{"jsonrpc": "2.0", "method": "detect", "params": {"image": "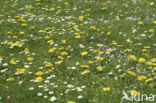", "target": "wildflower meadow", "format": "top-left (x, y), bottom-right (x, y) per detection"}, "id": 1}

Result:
top-left (0, 0), bottom-right (156, 103)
